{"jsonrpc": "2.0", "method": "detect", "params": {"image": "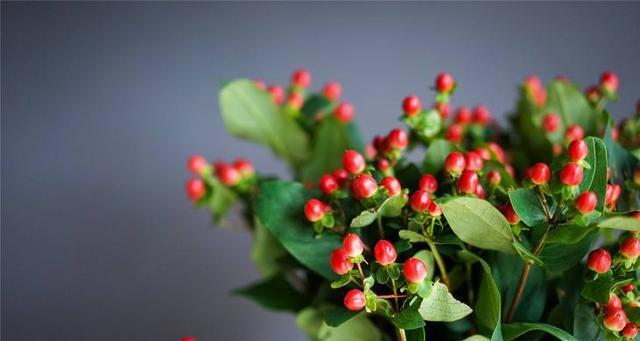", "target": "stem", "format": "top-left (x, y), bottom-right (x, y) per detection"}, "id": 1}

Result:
top-left (356, 262), bottom-right (365, 283)
top-left (391, 278), bottom-right (400, 312)
top-left (396, 327), bottom-right (407, 341)
top-left (377, 215), bottom-right (384, 239)
top-left (504, 226), bottom-right (550, 322)
top-left (536, 186), bottom-right (552, 220)
top-left (466, 262), bottom-right (475, 306)
top-left (334, 199), bottom-right (349, 234)
top-left (377, 294), bottom-right (408, 299)
top-left (426, 239), bottom-right (450, 289)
